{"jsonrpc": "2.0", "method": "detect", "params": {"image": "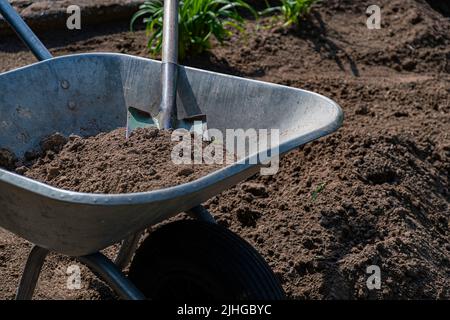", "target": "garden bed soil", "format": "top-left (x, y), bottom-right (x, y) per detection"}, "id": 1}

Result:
top-left (0, 0), bottom-right (141, 36)
top-left (0, 0), bottom-right (449, 299)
